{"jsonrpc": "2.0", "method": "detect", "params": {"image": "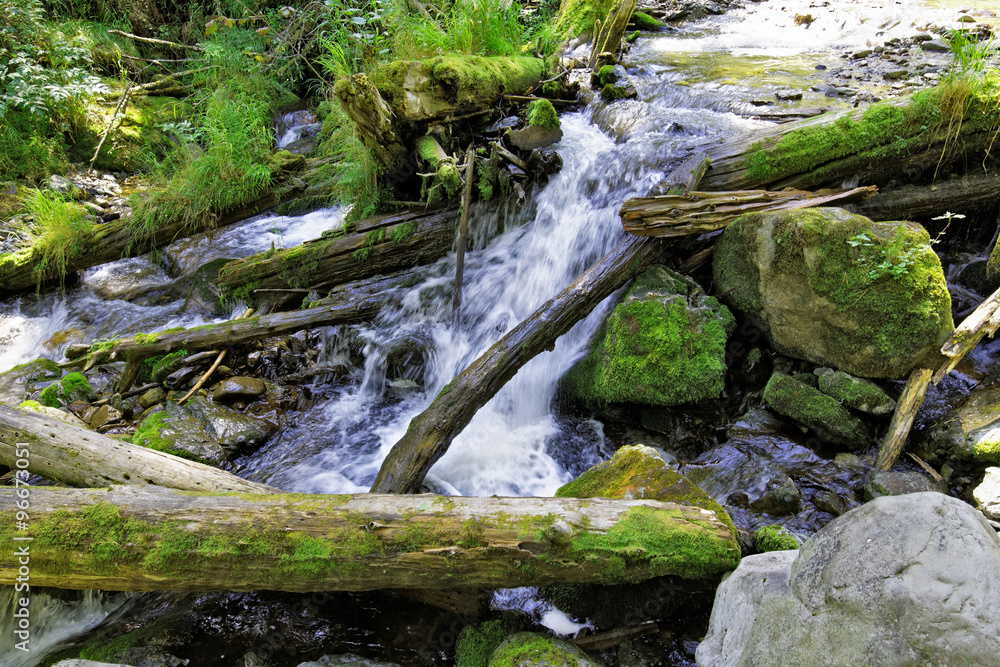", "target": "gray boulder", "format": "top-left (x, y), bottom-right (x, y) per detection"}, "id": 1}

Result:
top-left (713, 208), bottom-right (953, 379)
top-left (696, 493), bottom-right (1000, 666)
top-left (974, 467), bottom-right (1000, 522)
